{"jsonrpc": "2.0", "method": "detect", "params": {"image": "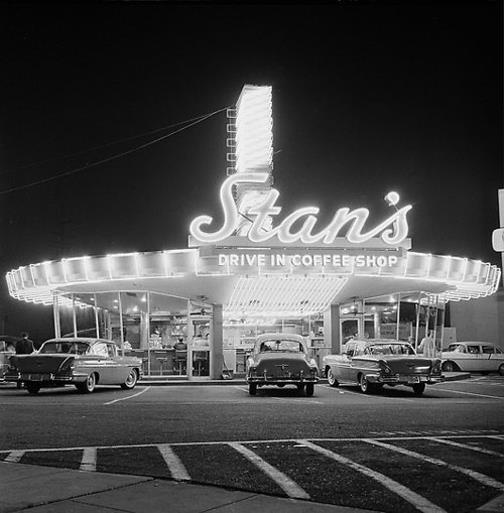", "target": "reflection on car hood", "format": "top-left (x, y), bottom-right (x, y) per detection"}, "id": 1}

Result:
top-left (11, 354), bottom-right (74, 373)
